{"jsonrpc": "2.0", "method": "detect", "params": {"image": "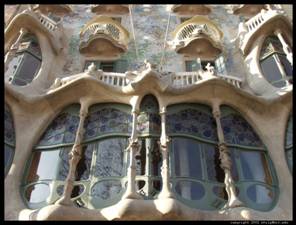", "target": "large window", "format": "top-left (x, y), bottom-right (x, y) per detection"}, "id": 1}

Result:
top-left (22, 103), bottom-right (132, 209)
top-left (260, 35), bottom-right (292, 88)
top-left (185, 55), bottom-right (227, 74)
top-left (285, 116), bottom-right (293, 174)
top-left (166, 104), bottom-right (227, 210)
top-left (5, 105), bottom-right (15, 177)
top-left (136, 95), bottom-right (162, 198)
top-left (220, 105), bottom-right (278, 211)
top-left (84, 59), bottom-right (128, 73)
top-left (6, 33), bottom-right (42, 86)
